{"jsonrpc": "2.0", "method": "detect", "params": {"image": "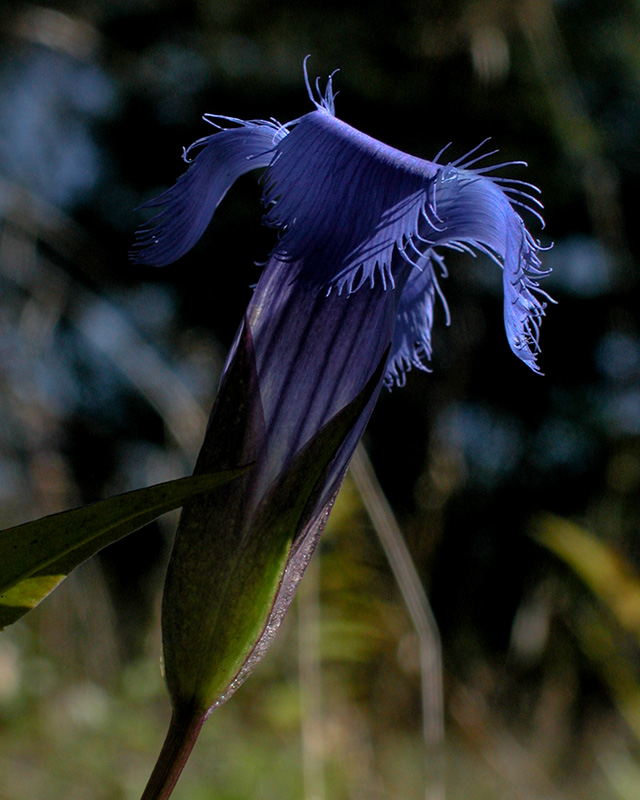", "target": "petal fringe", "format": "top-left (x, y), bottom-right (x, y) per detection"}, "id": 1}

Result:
top-left (130, 121), bottom-right (283, 266)
top-left (424, 168), bottom-right (551, 372)
top-left (386, 250), bottom-right (449, 387)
